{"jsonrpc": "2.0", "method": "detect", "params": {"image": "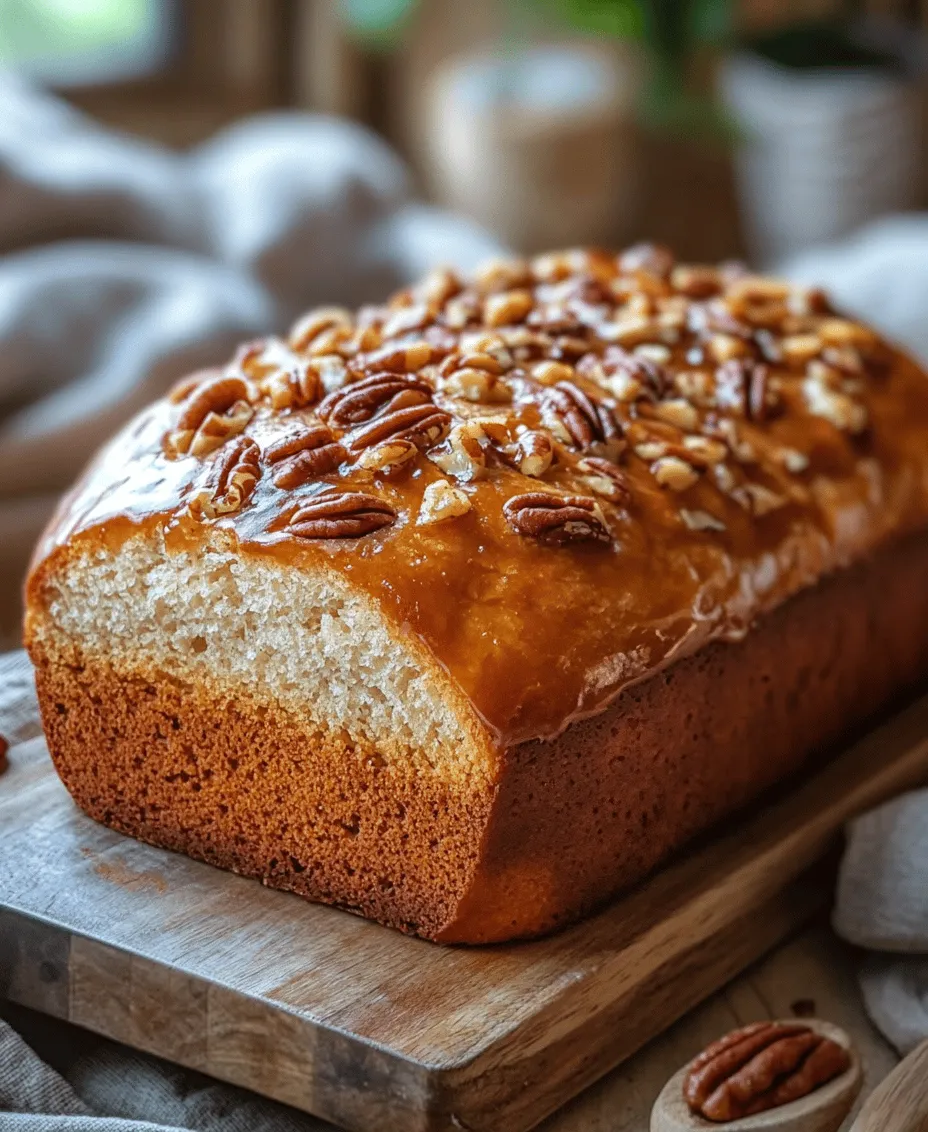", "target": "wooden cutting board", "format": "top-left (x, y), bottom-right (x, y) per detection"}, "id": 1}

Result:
top-left (2, 695), bottom-right (928, 1132)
